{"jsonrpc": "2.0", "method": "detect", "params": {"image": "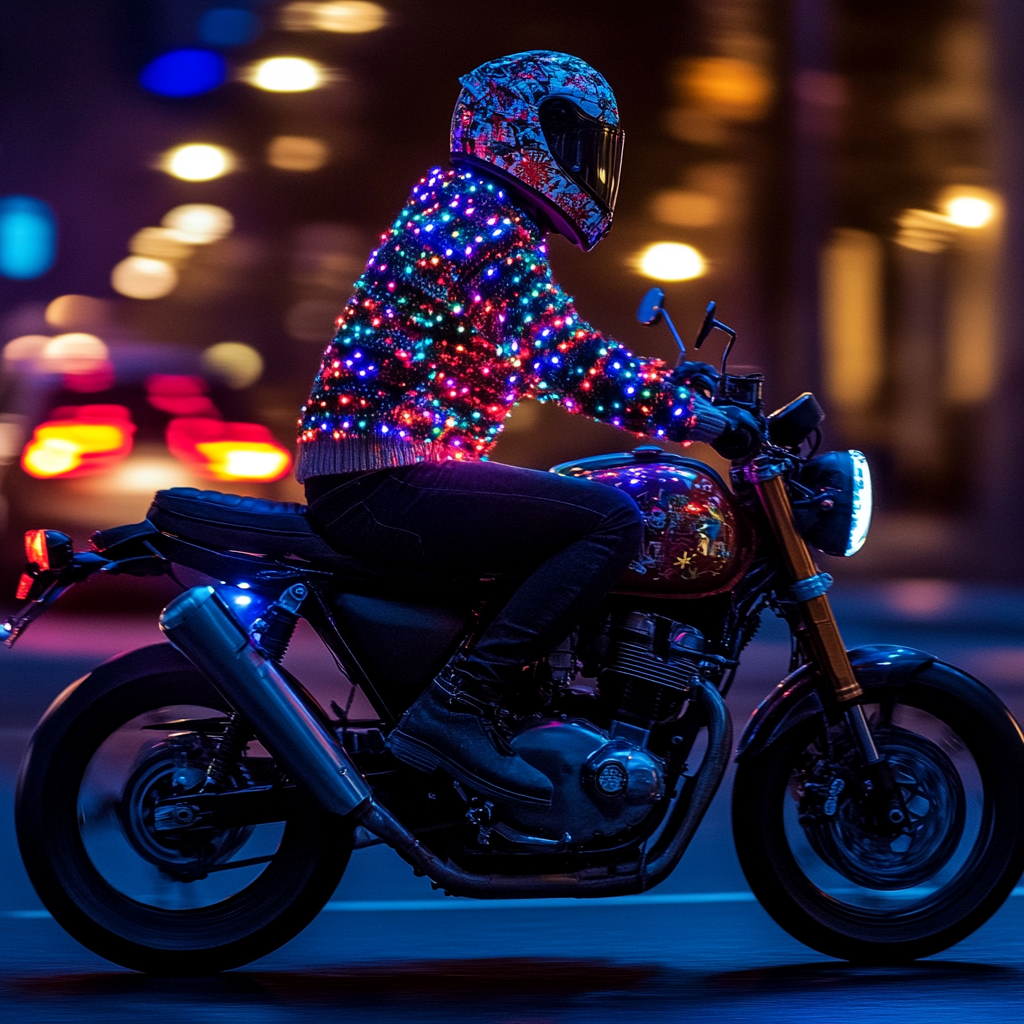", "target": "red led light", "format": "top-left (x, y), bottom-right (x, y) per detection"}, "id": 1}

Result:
top-left (24, 529), bottom-right (49, 571)
top-left (15, 573), bottom-right (35, 601)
